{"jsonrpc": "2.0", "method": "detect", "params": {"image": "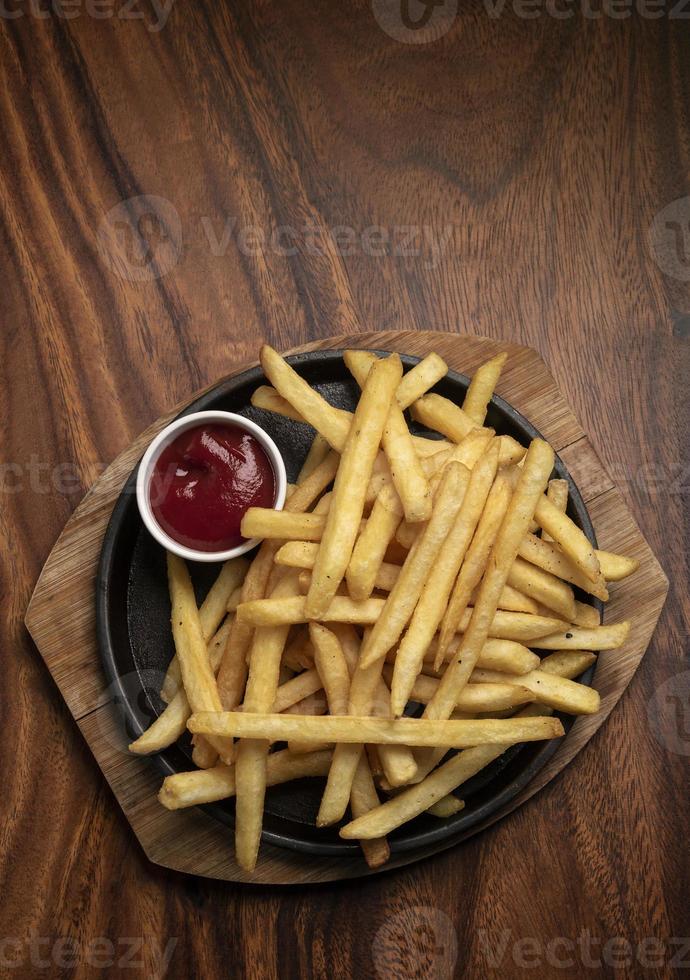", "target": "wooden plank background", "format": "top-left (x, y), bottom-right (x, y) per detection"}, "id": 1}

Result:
top-left (2, 3), bottom-right (688, 977)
